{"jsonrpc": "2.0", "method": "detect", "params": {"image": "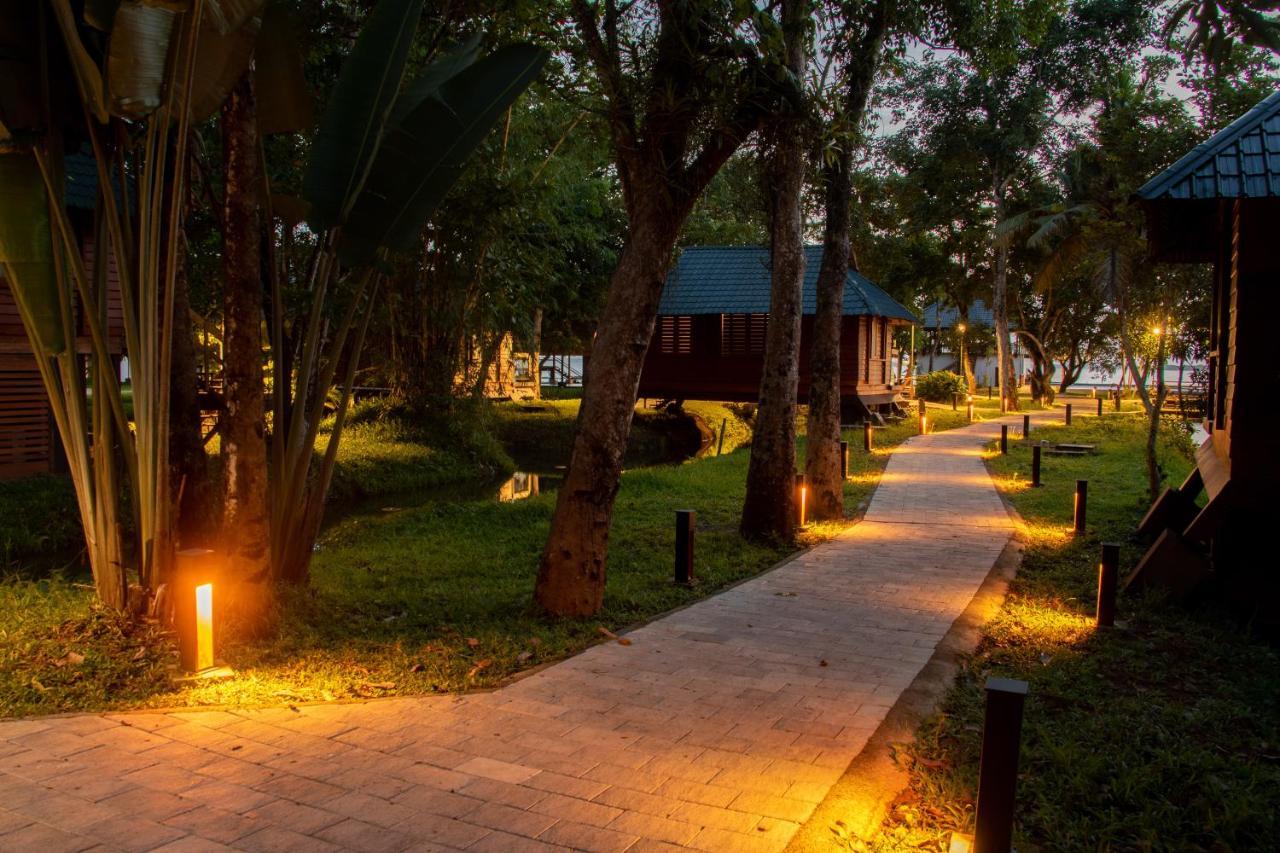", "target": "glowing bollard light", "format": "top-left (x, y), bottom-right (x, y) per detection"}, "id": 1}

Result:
top-left (839, 440), bottom-right (849, 479)
top-left (1074, 479), bottom-right (1088, 533)
top-left (864, 422), bottom-right (873, 452)
top-left (1031, 444), bottom-right (1042, 487)
top-left (952, 392), bottom-right (959, 411)
top-left (987, 385), bottom-right (993, 399)
top-left (1000, 424), bottom-right (1008, 455)
top-left (1096, 396), bottom-right (1103, 417)
top-left (1065, 403), bottom-right (1073, 425)
top-left (674, 510), bottom-right (695, 586)
top-left (795, 473), bottom-right (808, 528)
top-left (175, 548), bottom-right (220, 675)
top-left (1096, 542), bottom-right (1120, 627)
top-left (919, 413), bottom-right (928, 435)
top-left (967, 402), bottom-right (975, 422)
top-left (1022, 414), bottom-right (1030, 439)
top-left (972, 677), bottom-right (1030, 853)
